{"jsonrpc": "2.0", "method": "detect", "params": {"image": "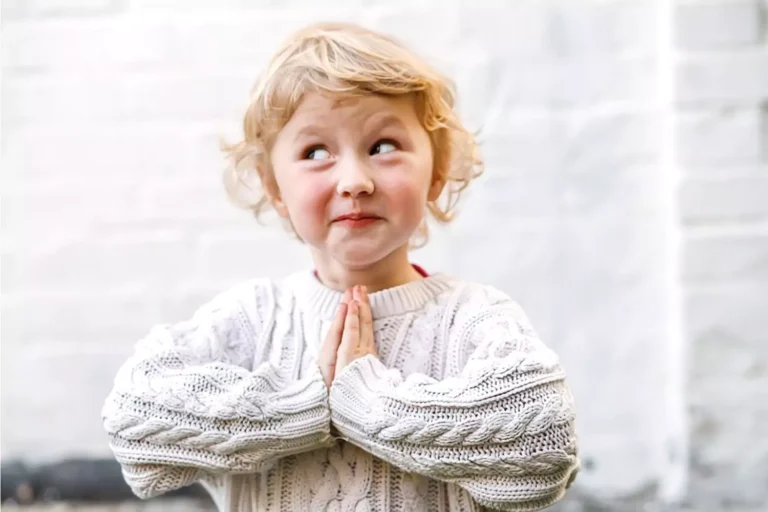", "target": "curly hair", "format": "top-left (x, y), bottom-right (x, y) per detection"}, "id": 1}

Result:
top-left (222, 21), bottom-right (483, 246)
